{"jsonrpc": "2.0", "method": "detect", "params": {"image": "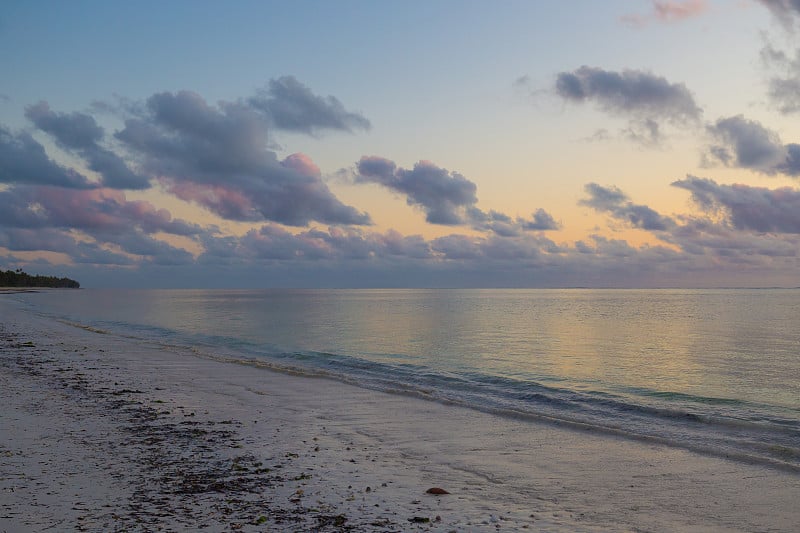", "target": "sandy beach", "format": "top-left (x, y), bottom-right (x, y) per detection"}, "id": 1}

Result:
top-left (1, 297), bottom-right (799, 532)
